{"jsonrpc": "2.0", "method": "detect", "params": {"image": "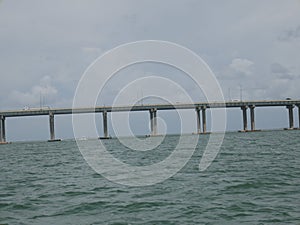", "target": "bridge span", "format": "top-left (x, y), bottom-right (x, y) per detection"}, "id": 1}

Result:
top-left (0, 100), bottom-right (300, 143)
